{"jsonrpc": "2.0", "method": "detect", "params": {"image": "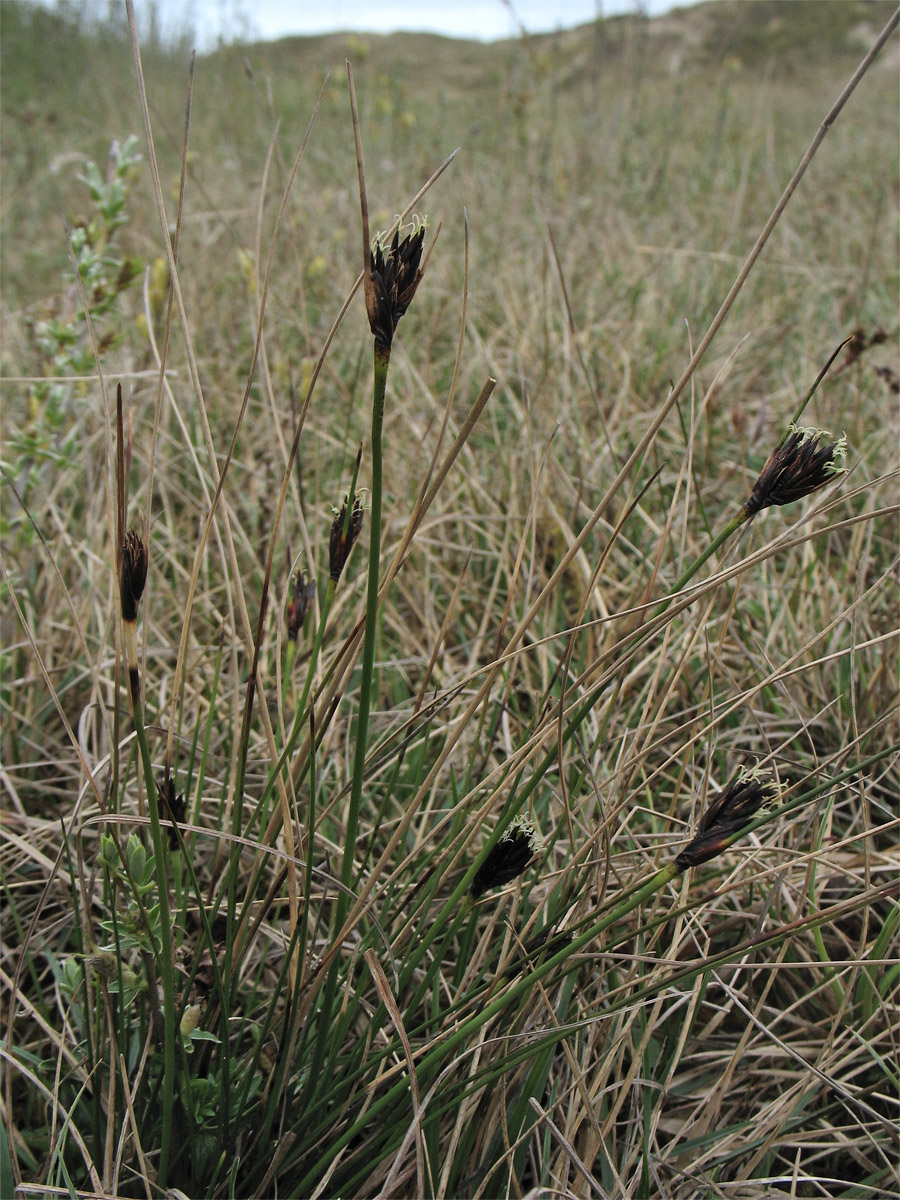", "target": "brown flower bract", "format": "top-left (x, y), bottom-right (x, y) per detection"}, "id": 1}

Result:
top-left (329, 495), bottom-right (365, 582)
top-left (119, 528), bottom-right (148, 622)
top-left (675, 766), bottom-right (780, 870)
top-left (744, 425), bottom-right (847, 517)
top-left (365, 224), bottom-right (426, 352)
top-left (287, 570), bottom-right (316, 641)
